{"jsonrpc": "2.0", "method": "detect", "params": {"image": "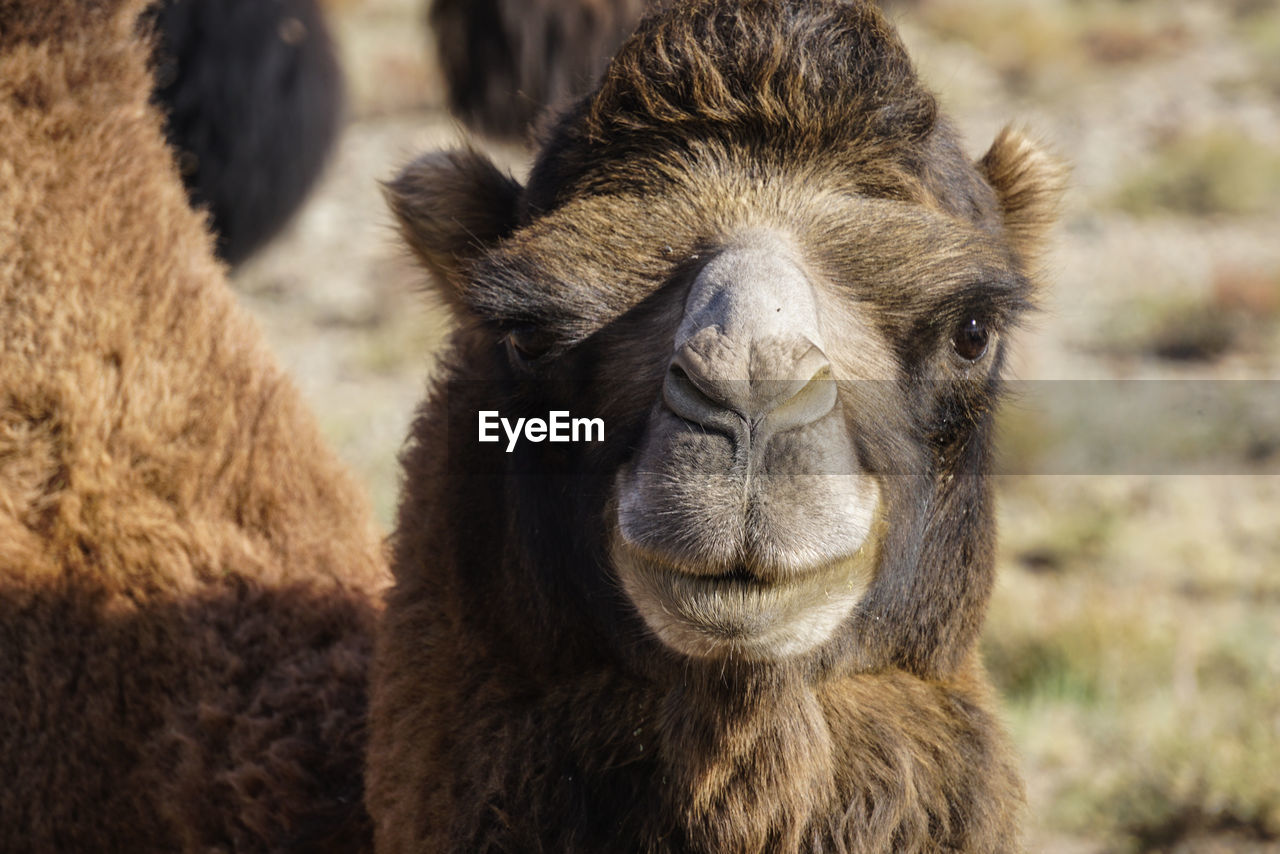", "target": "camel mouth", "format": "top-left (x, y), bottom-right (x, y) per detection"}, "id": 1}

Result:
top-left (610, 436), bottom-right (884, 660)
top-left (611, 520), bottom-right (881, 662)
